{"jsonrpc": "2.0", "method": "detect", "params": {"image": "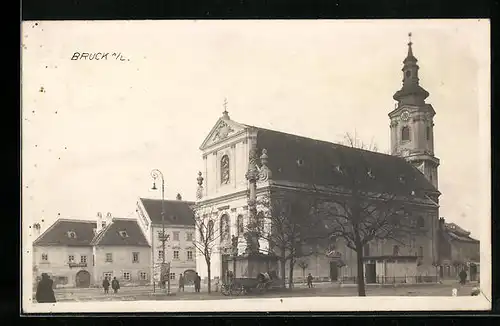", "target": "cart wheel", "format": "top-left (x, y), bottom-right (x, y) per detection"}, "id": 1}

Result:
top-left (221, 284), bottom-right (231, 296)
top-left (233, 284), bottom-right (244, 296)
